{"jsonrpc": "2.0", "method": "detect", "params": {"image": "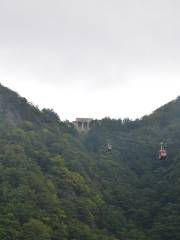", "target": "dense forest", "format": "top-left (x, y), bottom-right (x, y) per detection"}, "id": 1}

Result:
top-left (0, 83), bottom-right (180, 240)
